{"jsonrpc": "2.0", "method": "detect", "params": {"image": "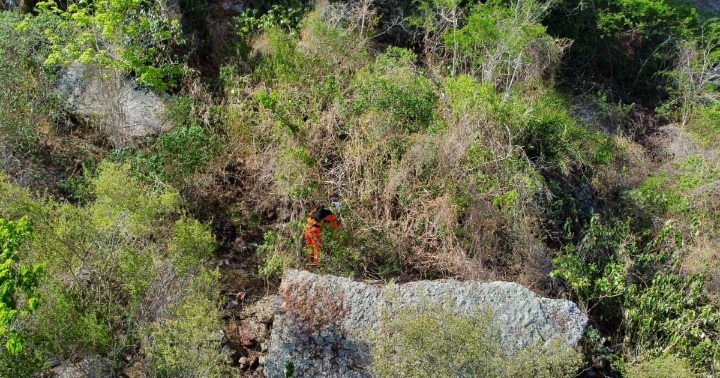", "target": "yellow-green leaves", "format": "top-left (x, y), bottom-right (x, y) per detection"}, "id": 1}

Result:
top-left (91, 162), bottom-right (180, 236)
top-left (40, 0), bottom-right (186, 92)
top-left (0, 217), bottom-right (42, 355)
